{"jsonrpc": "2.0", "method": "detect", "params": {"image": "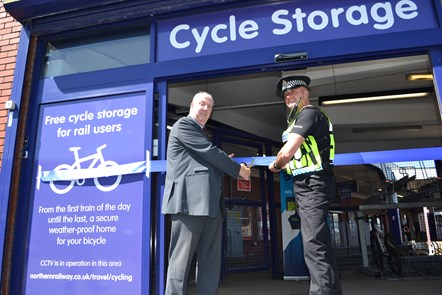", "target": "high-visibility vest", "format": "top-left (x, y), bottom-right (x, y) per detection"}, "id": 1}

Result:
top-left (282, 106), bottom-right (335, 176)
